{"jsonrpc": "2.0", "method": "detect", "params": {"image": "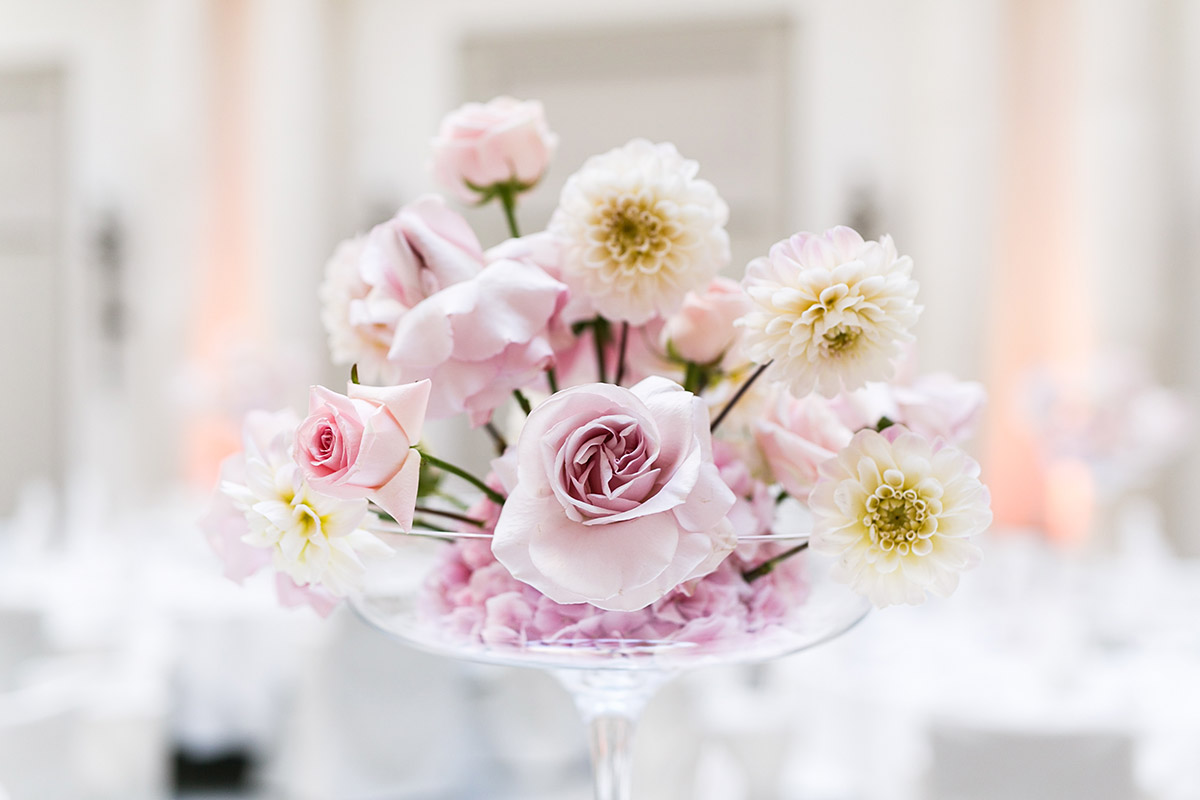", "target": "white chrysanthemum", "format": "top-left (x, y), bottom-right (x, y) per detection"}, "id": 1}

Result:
top-left (319, 235), bottom-right (403, 385)
top-left (738, 226), bottom-right (921, 397)
top-left (221, 409), bottom-right (391, 596)
top-left (550, 139), bottom-right (730, 325)
top-left (808, 428), bottom-right (991, 607)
